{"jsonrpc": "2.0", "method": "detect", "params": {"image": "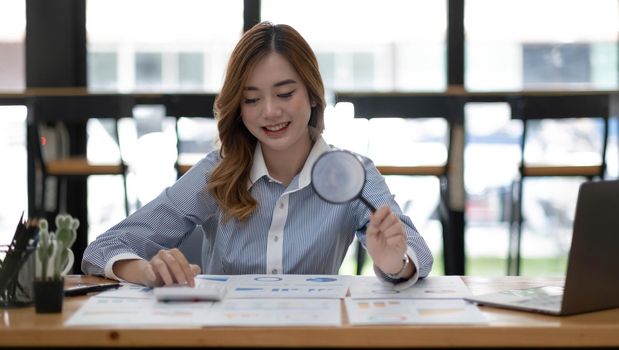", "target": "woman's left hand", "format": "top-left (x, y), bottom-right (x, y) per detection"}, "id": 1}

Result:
top-left (365, 205), bottom-right (412, 277)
